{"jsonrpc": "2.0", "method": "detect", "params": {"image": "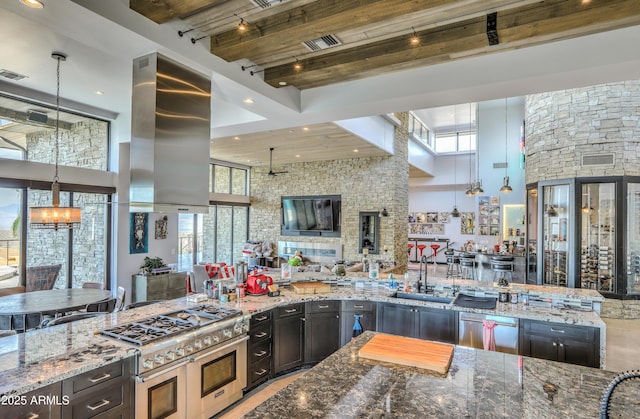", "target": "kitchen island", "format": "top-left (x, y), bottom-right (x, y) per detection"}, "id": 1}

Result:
top-left (242, 331), bottom-right (637, 418)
